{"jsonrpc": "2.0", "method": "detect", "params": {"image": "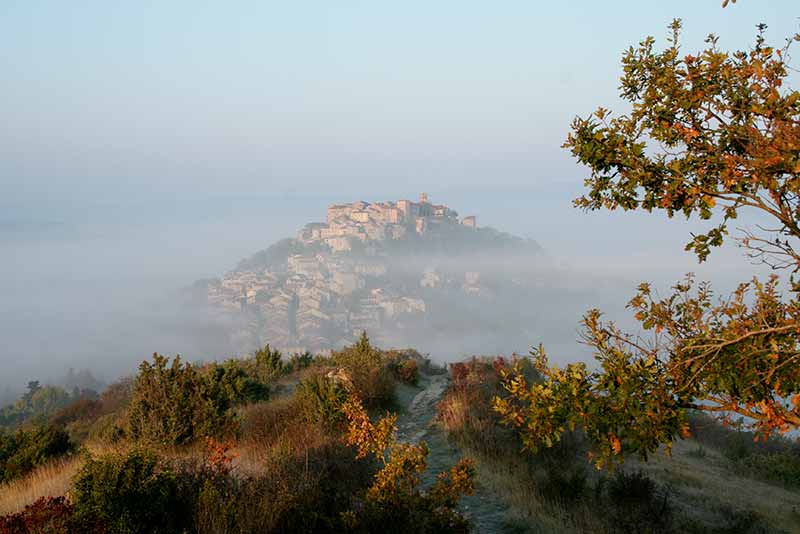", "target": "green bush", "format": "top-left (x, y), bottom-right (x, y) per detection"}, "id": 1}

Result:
top-left (287, 351), bottom-right (314, 372)
top-left (296, 374), bottom-right (349, 429)
top-left (194, 477), bottom-right (239, 534)
top-left (332, 332), bottom-right (394, 407)
top-left (204, 359), bottom-right (270, 406)
top-left (71, 449), bottom-right (190, 534)
top-left (126, 354), bottom-right (243, 446)
top-left (254, 344), bottom-right (284, 382)
top-left (0, 424), bottom-right (75, 483)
